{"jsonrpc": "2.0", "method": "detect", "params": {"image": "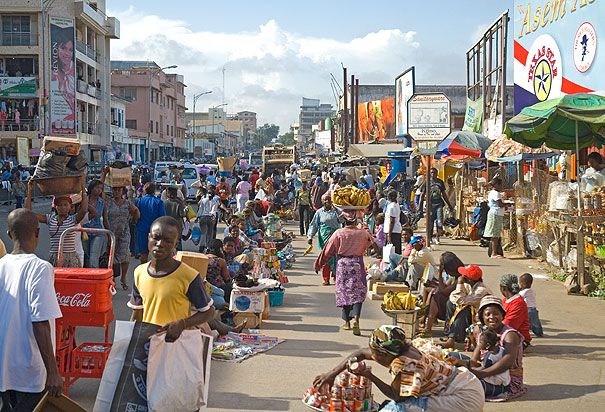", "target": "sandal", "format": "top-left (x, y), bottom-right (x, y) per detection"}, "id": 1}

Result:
top-left (121, 282), bottom-right (129, 290)
top-left (341, 324), bottom-right (352, 331)
top-left (352, 323), bottom-right (361, 336)
top-left (322, 281), bottom-right (330, 286)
